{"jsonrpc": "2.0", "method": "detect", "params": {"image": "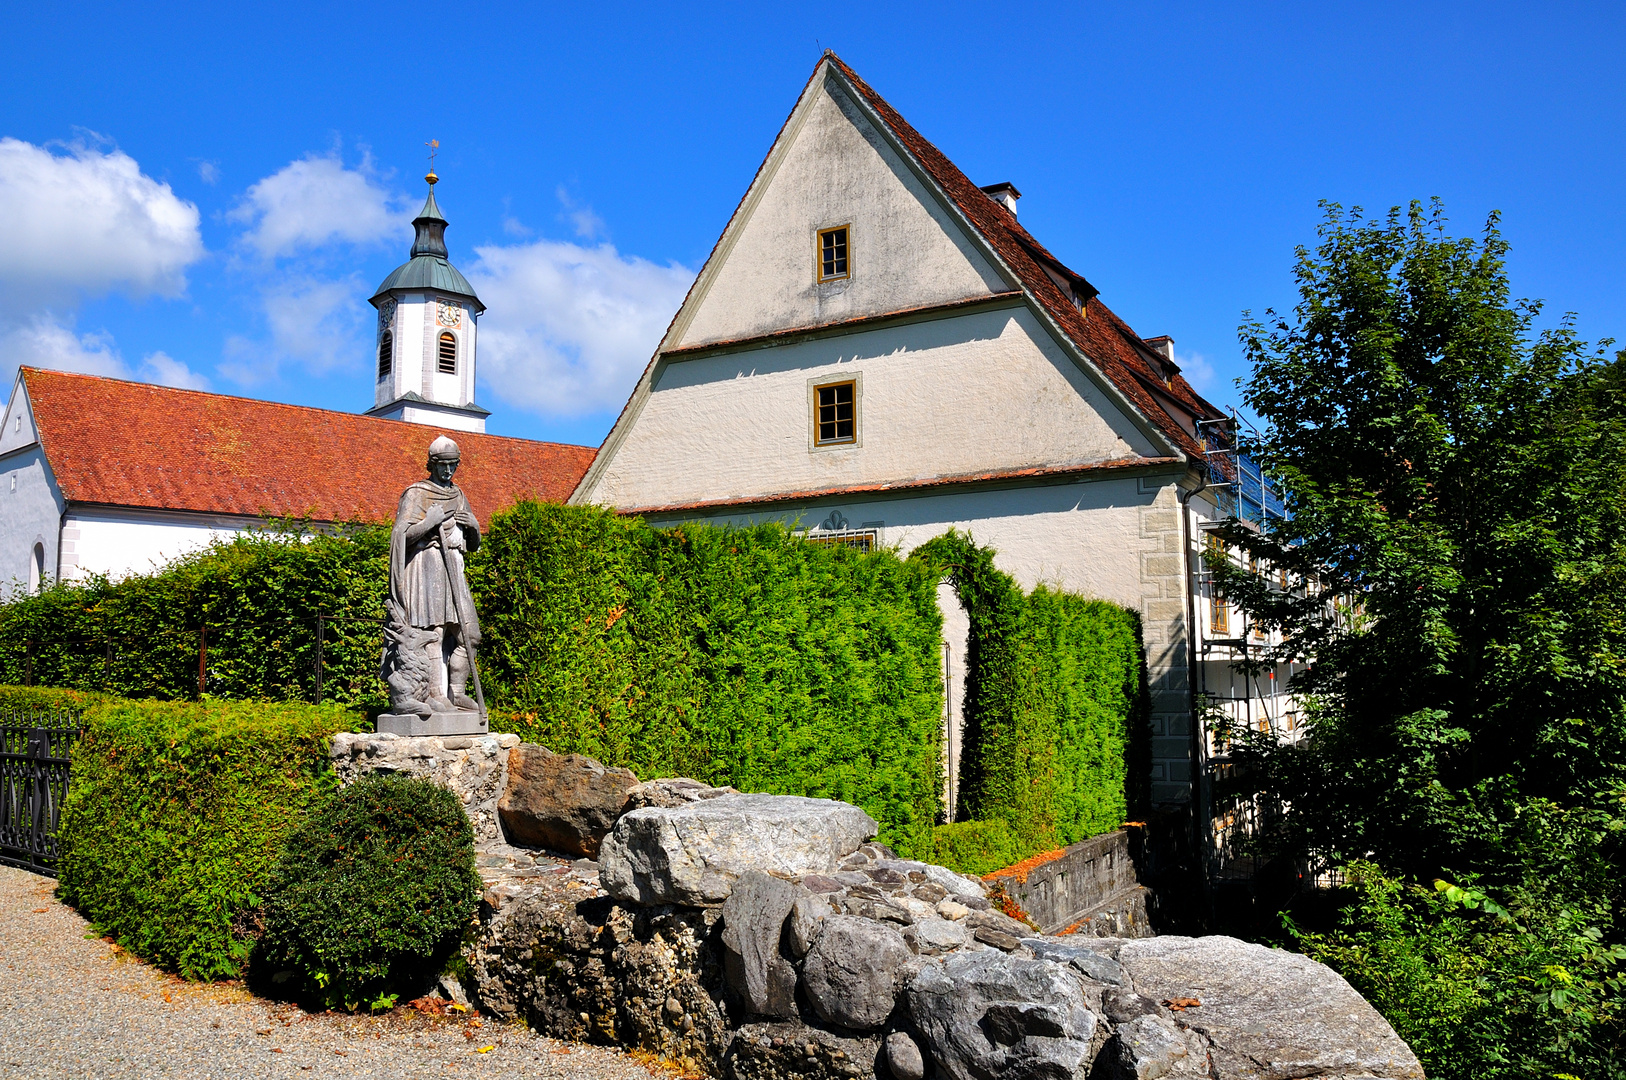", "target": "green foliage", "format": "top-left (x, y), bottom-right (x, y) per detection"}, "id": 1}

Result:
top-left (1216, 200), bottom-right (1626, 1075)
top-left (1216, 198), bottom-right (1626, 883)
top-left (56, 697), bottom-right (362, 980)
top-left (0, 683), bottom-right (109, 715)
top-left (913, 530), bottom-right (1149, 861)
top-left (1290, 861), bottom-right (1626, 1079)
top-left (256, 774), bottom-right (480, 1011)
top-left (473, 502), bottom-right (946, 857)
top-left (0, 524), bottom-right (389, 707)
top-left (930, 819), bottom-right (1027, 877)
